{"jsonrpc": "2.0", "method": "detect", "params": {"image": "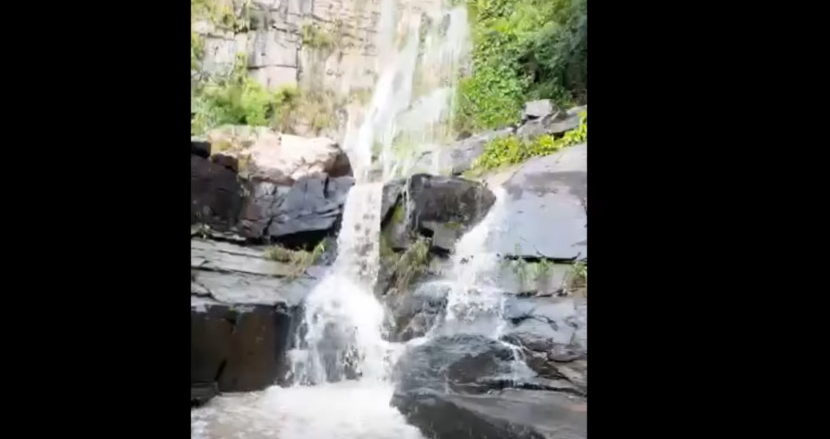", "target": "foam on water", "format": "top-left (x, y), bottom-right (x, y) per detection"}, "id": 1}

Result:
top-left (191, 381), bottom-right (424, 439)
